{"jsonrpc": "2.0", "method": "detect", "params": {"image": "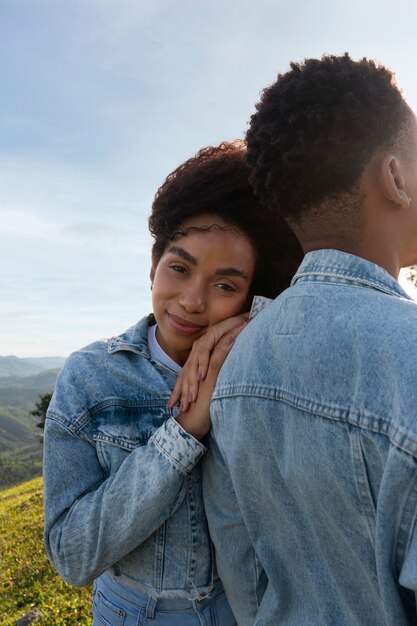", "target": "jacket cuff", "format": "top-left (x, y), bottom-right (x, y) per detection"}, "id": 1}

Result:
top-left (151, 417), bottom-right (206, 474)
